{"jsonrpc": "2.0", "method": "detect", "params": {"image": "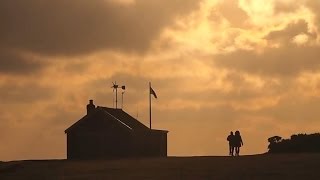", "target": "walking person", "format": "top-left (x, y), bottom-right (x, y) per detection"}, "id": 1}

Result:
top-left (227, 131), bottom-right (235, 156)
top-left (234, 131), bottom-right (243, 156)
